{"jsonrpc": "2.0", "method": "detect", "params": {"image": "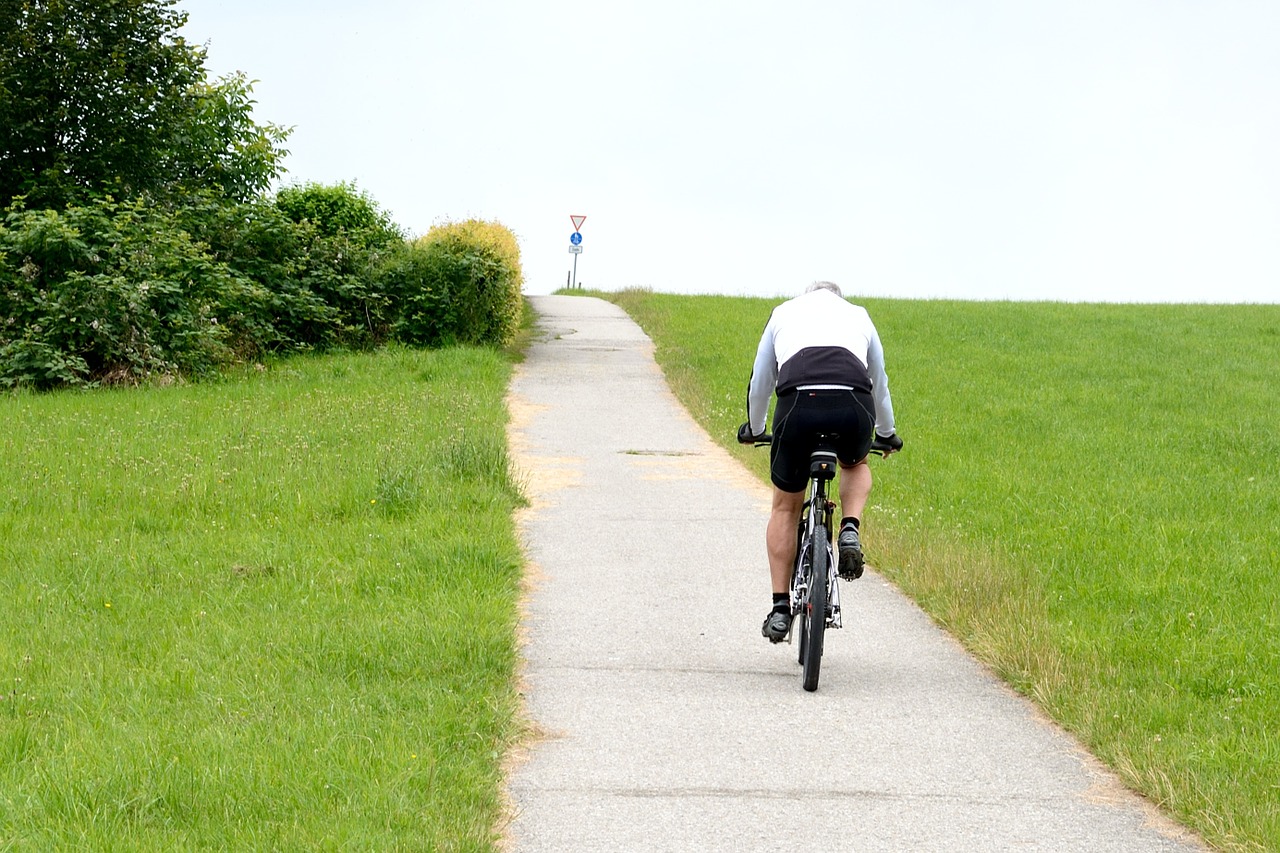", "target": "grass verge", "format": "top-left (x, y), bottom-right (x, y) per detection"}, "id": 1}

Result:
top-left (603, 288), bottom-right (1280, 853)
top-left (0, 345), bottom-right (524, 850)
